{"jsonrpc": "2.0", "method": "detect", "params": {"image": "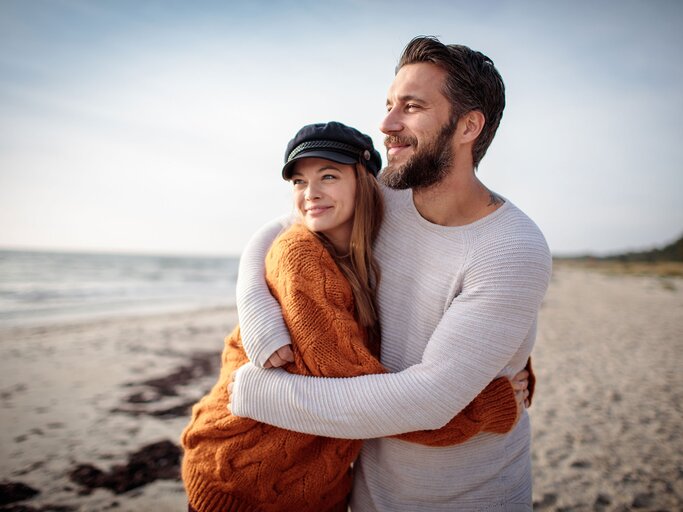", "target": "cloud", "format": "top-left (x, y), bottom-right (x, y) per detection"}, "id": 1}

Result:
top-left (1, 0), bottom-right (682, 255)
